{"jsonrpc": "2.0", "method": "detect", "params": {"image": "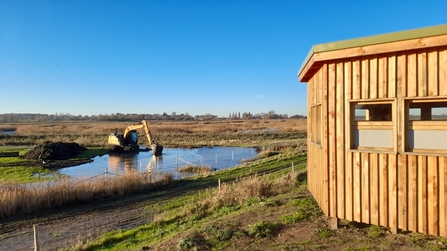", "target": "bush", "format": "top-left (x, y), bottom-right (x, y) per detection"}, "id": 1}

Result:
top-left (177, 237), bottom-right (195, 249)
top-left (367, 225), bottom-right (386, 238)
top-left (247, 221), bottom-right (278, 238)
